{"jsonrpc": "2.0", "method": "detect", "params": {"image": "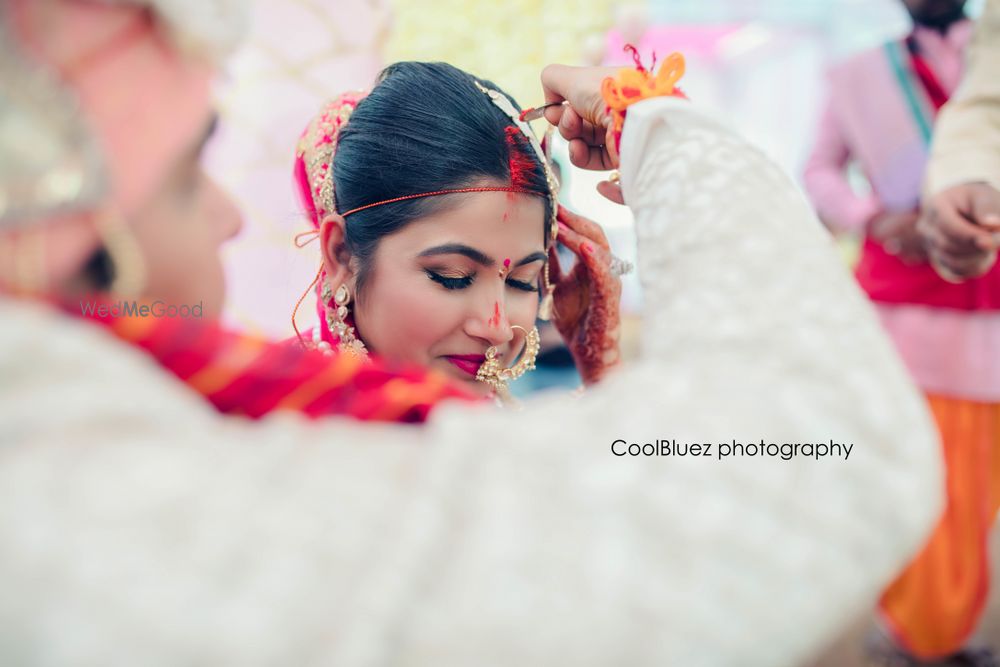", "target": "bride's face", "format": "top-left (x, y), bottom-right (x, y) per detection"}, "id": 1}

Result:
top-left (353, 190), bottom-right (546, 392)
